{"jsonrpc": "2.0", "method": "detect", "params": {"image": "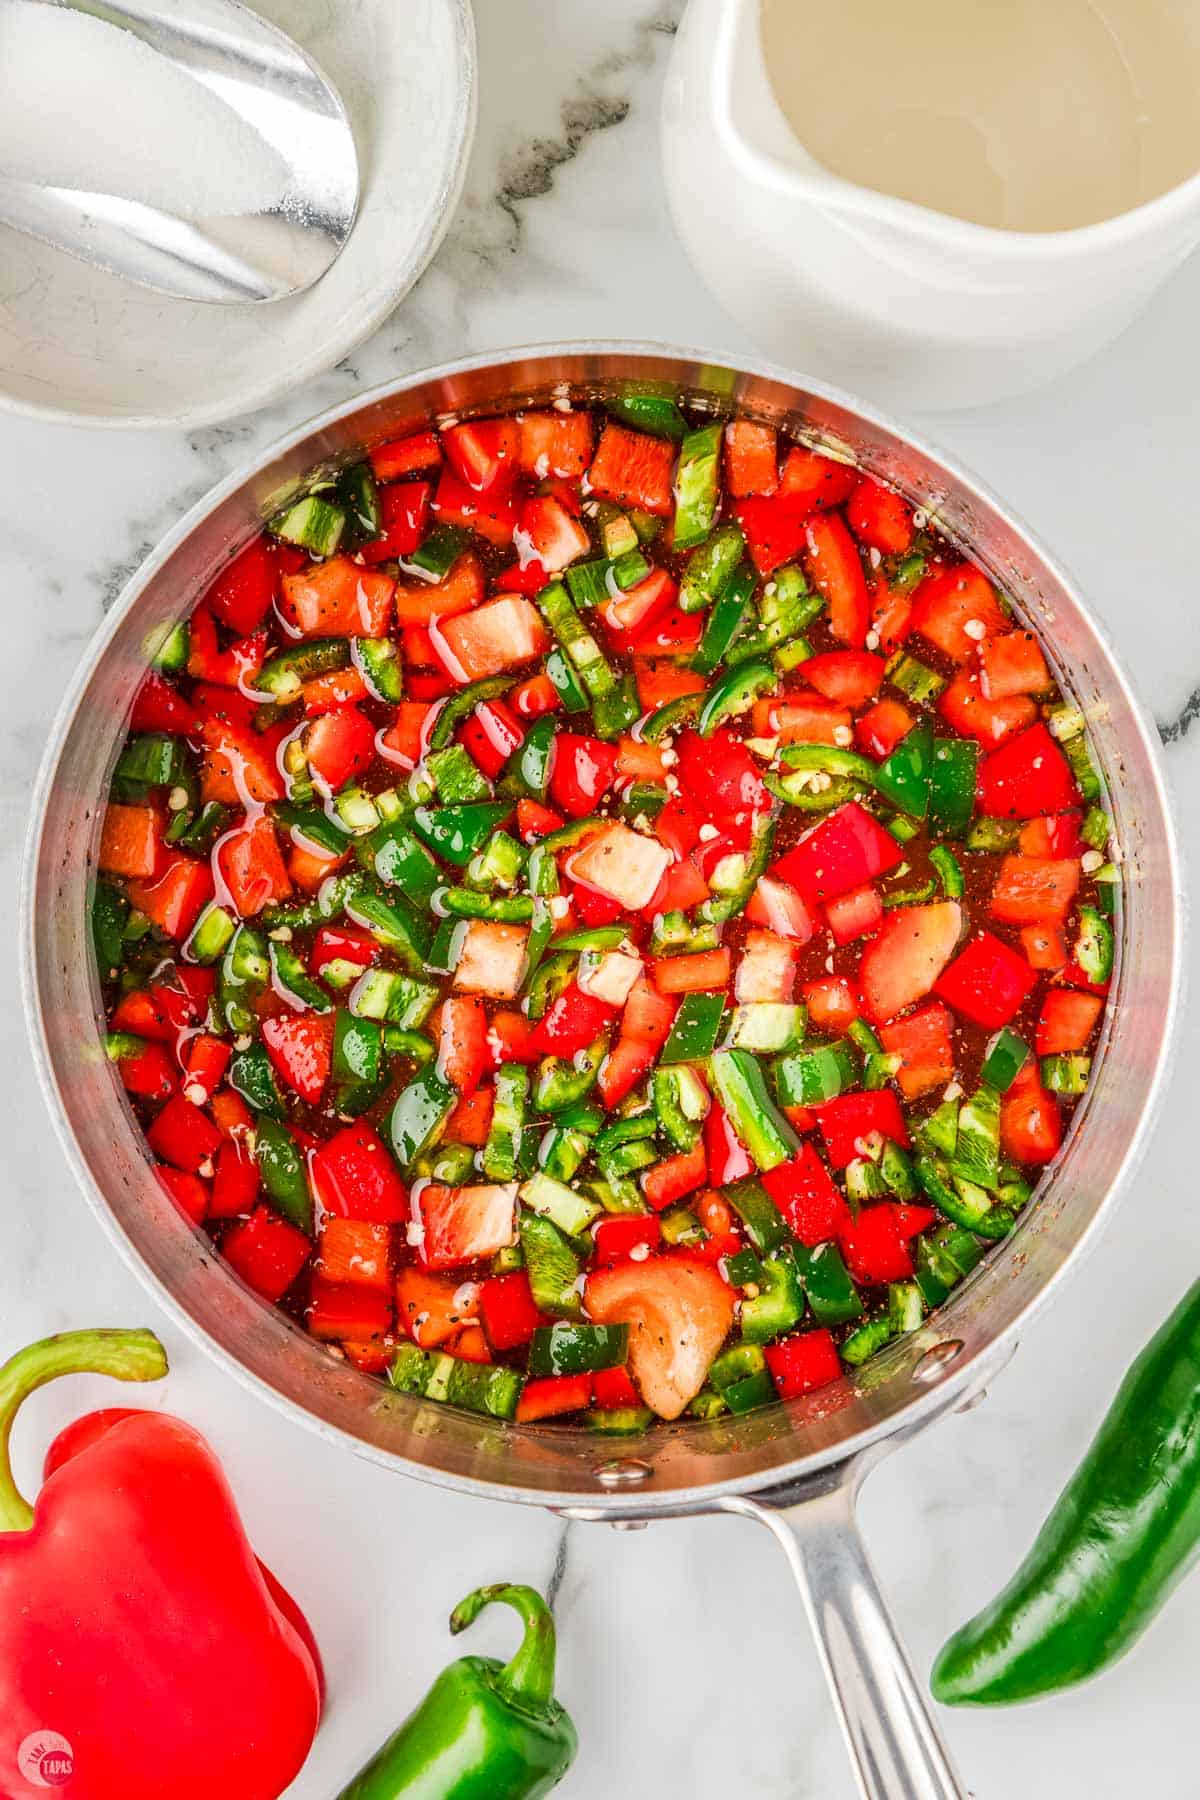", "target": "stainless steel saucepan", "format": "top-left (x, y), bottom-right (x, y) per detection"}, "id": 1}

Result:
top-left (22, 346), bottom-right (1184, 1800)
